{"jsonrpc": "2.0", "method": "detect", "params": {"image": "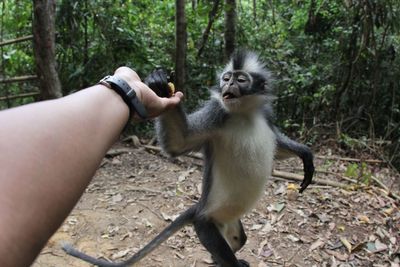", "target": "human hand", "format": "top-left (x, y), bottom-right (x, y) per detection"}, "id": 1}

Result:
top-left (113, 67), bottom-right (183, 119)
